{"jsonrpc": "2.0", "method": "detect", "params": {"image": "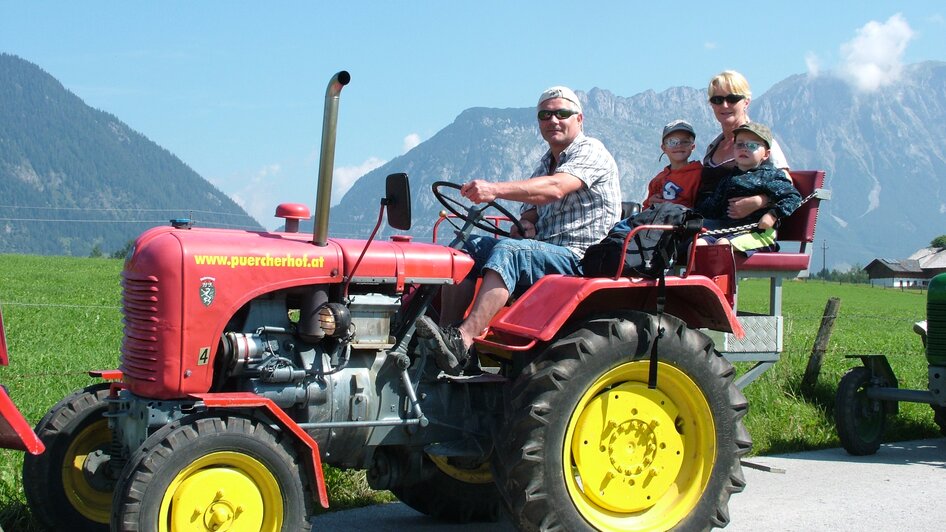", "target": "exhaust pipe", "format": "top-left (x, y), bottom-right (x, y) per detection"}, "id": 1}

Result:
top-left (313, 70), bottom-right (351, 246)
